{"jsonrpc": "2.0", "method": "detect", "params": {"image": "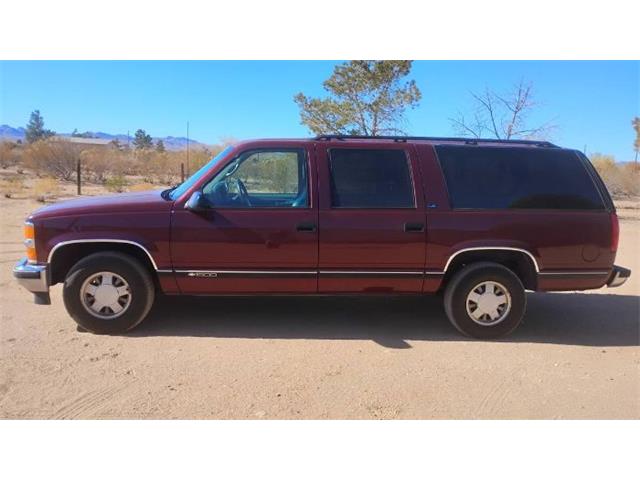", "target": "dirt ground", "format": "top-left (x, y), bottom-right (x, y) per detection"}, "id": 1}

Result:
top-left (1, 184), bottom-right (639, 419)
